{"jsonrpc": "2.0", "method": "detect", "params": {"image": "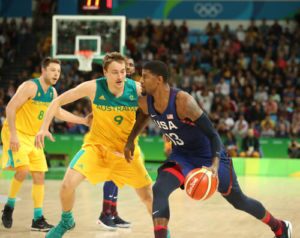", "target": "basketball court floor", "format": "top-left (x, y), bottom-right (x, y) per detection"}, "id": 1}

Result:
top-left (0, 176), bottom-right (299, 238)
